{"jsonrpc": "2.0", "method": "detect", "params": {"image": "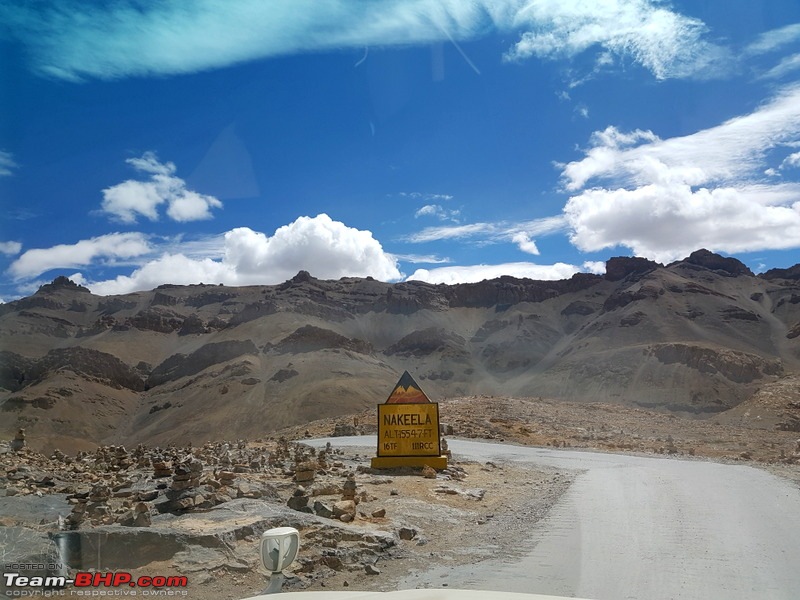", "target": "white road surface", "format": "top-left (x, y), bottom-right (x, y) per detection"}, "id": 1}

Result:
top-left (305, 436), bottom-right (800, 600)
